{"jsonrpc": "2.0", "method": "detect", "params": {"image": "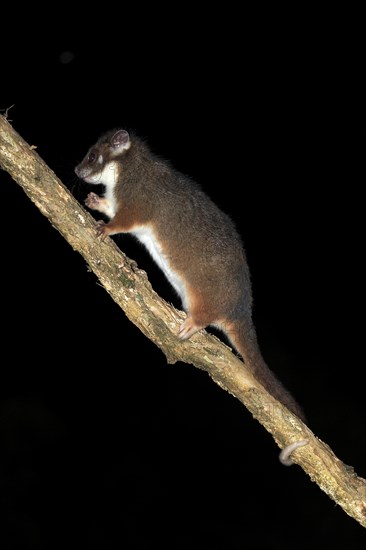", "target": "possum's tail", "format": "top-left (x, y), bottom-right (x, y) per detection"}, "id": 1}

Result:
top-left (226, 317), bottom-right (305, 421)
